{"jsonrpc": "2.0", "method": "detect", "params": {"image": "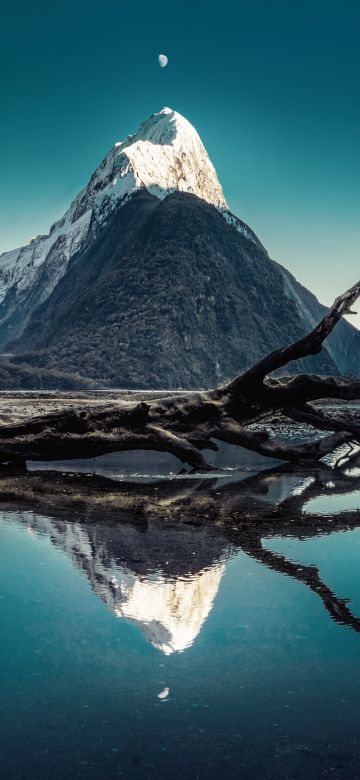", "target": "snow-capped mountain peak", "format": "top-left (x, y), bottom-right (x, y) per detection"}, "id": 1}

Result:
top-left (81, 106), bottom-right (227, 212)
top-left (0, 108), bottom-right (226, 345)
